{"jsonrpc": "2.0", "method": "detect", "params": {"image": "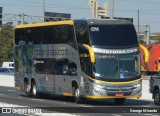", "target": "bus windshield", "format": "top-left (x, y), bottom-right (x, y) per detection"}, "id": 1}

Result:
top-left (89, 24), bottom-right (138, 48)
top-left (93, 53), bottom-right (140, 81)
